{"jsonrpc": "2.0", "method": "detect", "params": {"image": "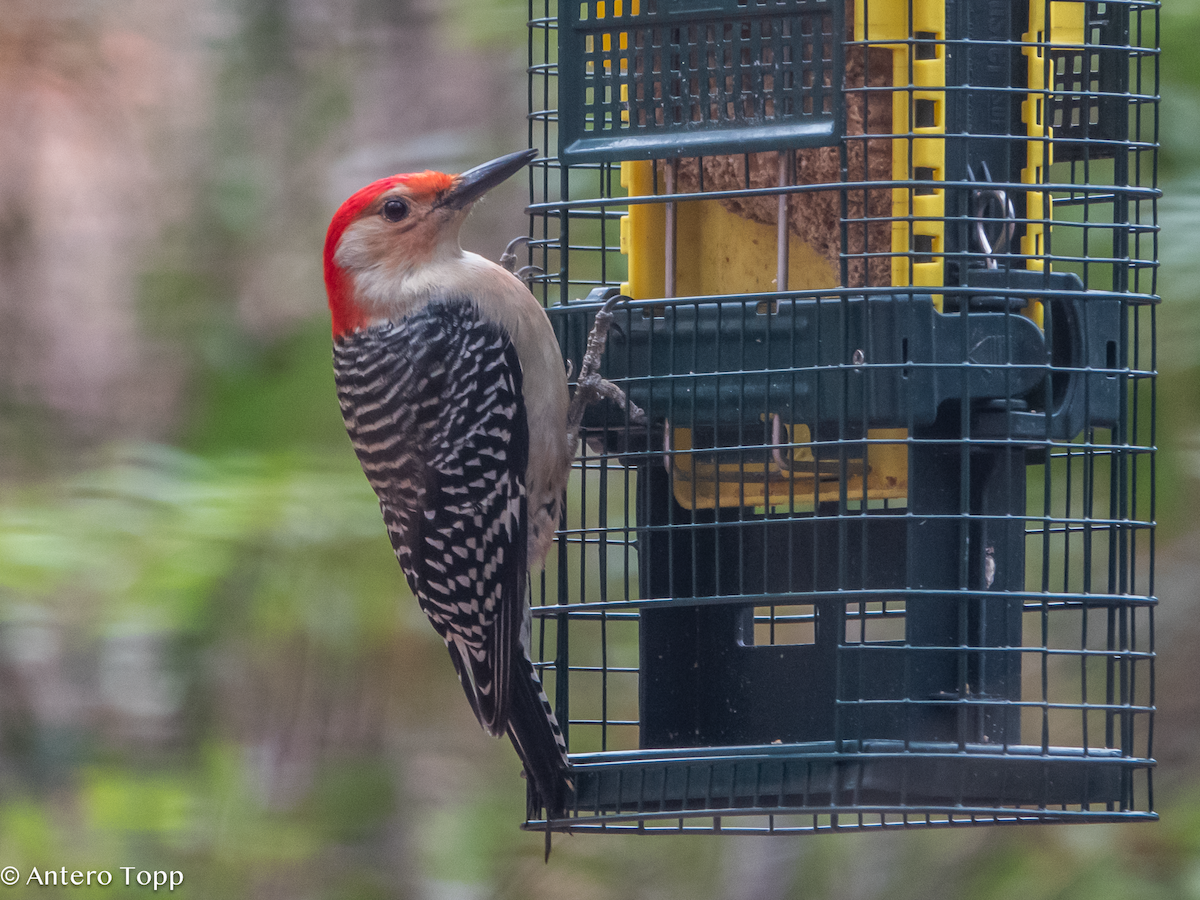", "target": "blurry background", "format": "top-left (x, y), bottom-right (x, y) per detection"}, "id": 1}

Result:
top-left (0, 0), bottom-right (1196, 897)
